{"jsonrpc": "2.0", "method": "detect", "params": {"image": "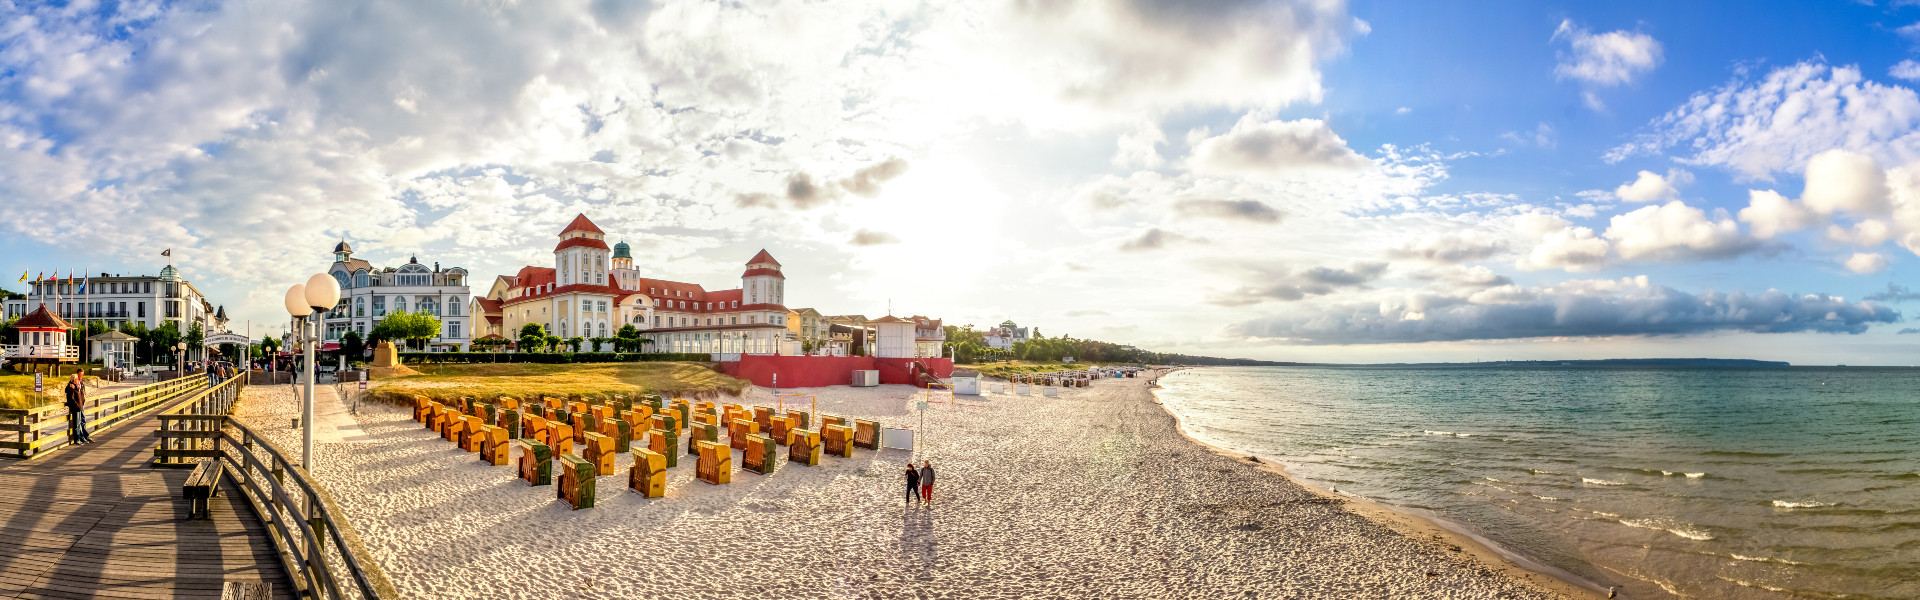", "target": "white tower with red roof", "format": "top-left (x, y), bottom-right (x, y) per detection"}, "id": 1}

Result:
top-left (742, 249), bottom-right (785, 307)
